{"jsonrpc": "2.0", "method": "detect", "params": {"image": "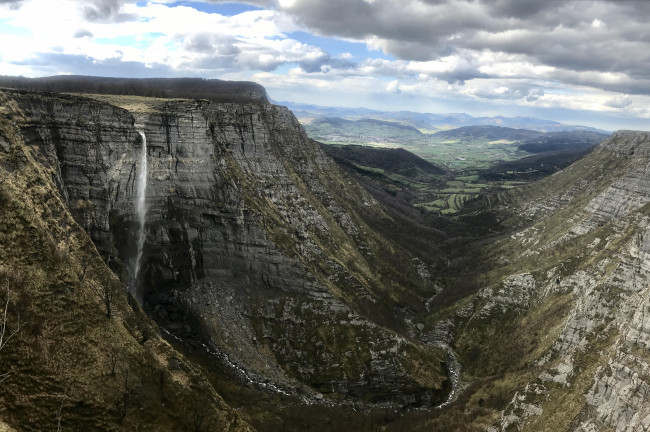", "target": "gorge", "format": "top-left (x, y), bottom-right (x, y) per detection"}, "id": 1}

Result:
top-left (1, 80), bottom-right (650, 431)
